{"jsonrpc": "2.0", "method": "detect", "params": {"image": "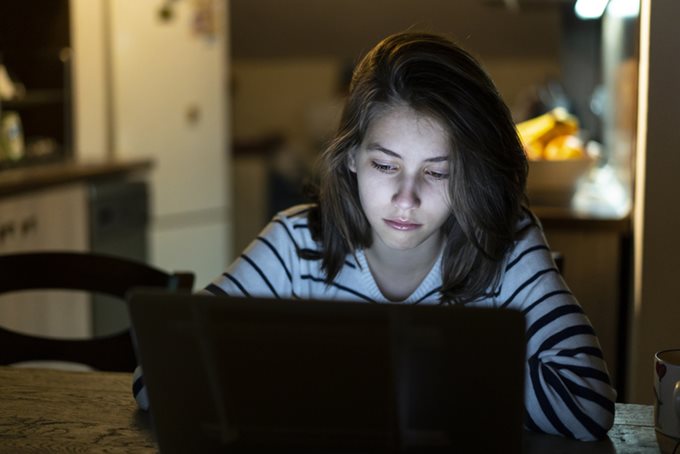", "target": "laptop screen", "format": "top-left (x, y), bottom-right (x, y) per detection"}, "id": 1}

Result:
top-left (129, 290), bottom-right (526, 453)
